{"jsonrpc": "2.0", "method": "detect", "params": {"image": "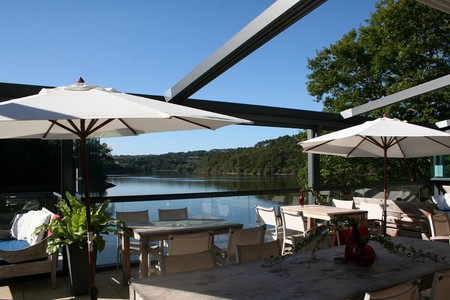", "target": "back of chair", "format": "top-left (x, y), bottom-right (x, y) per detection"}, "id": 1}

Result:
top-left (332, 199), bottom-right (354, 209)
top-left (429, 268), bottom-right (450, 299)
top-left (160, 250), bottom-right (216, 275)
top-left (280, 208), bottom-right (307, 254)
top-left (168, 231), bottom-right (212, 255)
top-left (359, 202), bottom-right (383, 221)
top-left (235, 240), bottom-right (281, 264)
top-left (158, 207), bottom-right (188, 221)
top-left (428, 213), bottom-right (450, 240)
top-left (280, 208), bottom-right (306, 233)
top-left (115, 210), bottom-right (150, 270)
top-left (226, 226), bottom-right (266, 262)
top-left (255, 205), bottom-right (278, 227)
top-left (116, 210), bottom-right (149, 225)
top-left (255, 205), bottom-right (279, 239)
top-left (364, 279), bottom-right (420, 300)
